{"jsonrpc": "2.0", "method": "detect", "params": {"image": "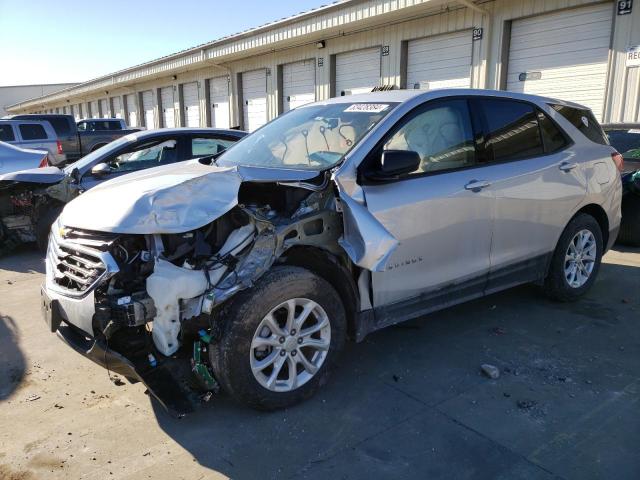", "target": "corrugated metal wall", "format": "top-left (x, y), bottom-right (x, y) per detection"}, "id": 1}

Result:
top-left (12, 0), bottom-right (640, 124)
